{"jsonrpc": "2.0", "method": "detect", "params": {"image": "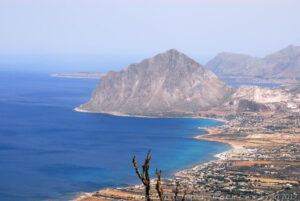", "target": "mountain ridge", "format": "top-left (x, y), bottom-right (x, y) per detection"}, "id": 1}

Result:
top-left (206, 45), bottom-right (300, 82)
